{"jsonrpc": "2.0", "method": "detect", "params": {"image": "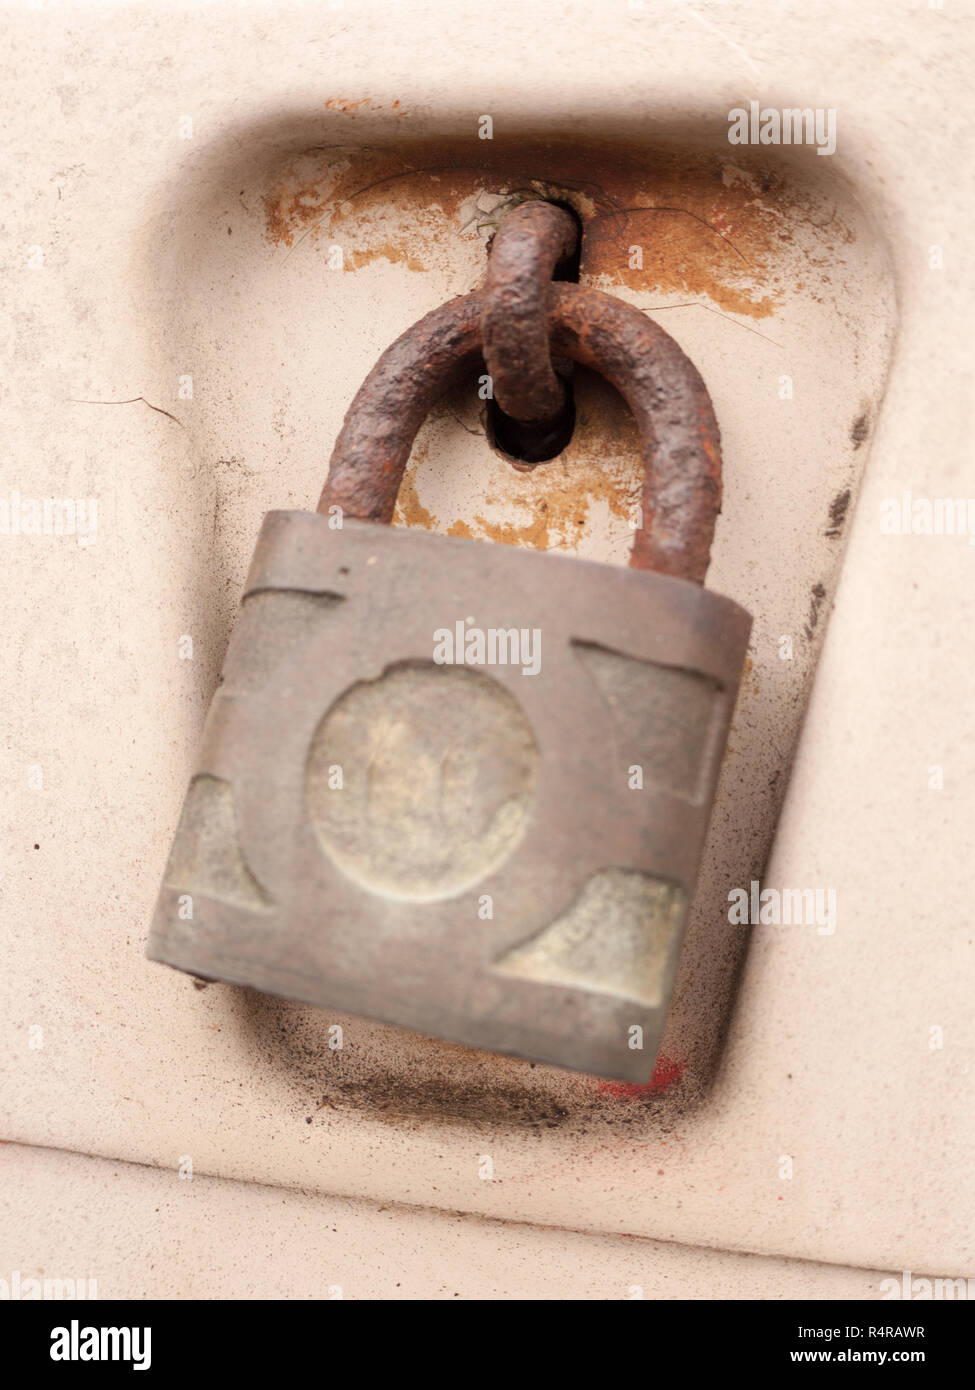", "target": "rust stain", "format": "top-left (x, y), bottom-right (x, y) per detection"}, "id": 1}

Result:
top-left (581, 204), bottom-right (776, 319)
top-left (469, 503), bottom-right (553, 552)
top-left (391, 371), bottom-right (643, 554)
top-left (476, 436), bottom-right (637, 552)
top-left (265, 151), bottom-right (473, 253)
top-left (262, 136), bottom-right (821, 320)
top-left (323, 97), bottom-right (407, 116)
top-left (347, 241), bottom-right (426, 273)
top-left (265, 183), bottom-right (328, 247)
top-left (392, 466), bottom-right (436, 530)
top-left (741, 652), bottom-right (758, 693)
